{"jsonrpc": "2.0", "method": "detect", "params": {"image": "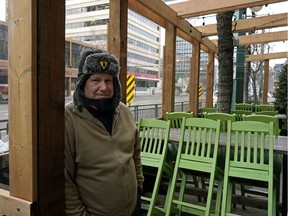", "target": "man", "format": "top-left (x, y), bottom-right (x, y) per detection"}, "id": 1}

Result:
top-left (65, 49), bottom-right (144, 216)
